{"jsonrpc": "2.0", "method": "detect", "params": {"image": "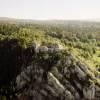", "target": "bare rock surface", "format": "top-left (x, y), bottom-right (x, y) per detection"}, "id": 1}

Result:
top-left (15, 49), bottom-right (100, 100)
